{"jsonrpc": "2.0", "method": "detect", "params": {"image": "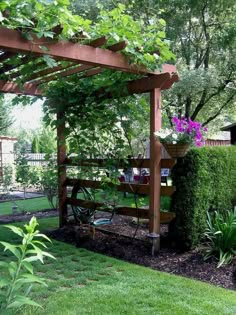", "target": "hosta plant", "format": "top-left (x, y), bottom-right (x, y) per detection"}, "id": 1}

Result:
top-left (0, 217), bottom-right (55, 313)
top-left (204, 210), bottom-right (236, 267)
